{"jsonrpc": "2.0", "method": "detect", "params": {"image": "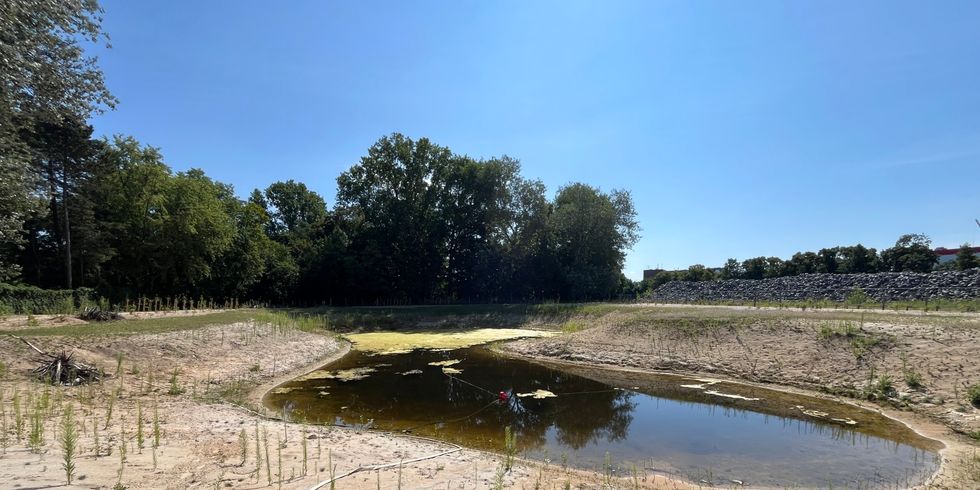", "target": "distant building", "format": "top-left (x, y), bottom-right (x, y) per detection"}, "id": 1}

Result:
top-left (642, 269), bottom-right (665, 281)
top-left (934, 246), bottom-right (980, 265)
